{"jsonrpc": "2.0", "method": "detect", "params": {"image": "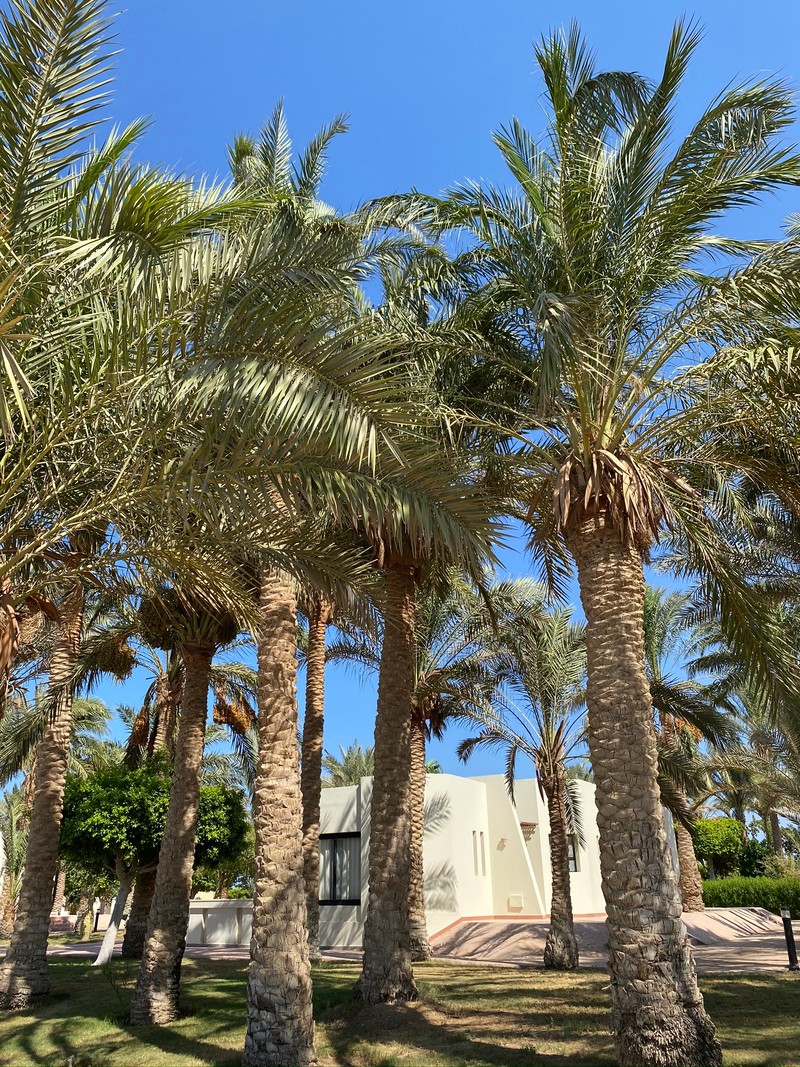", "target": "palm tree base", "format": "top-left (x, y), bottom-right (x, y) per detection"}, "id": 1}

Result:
top-left (242, 974), bottom-right (318, 1067)
top-left (0, 959), bottom-right (48, 1010)
top-left (410, 935), bottom-right (433, 963)
top-left (128, 969), bottom-right (181, 1025)
top-left (543, 924), bottom-right (579, 970)
top-left (356, 959), bottom-right (418, 1005)
top-left (615, 1004), bottom-right (721, 1067)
